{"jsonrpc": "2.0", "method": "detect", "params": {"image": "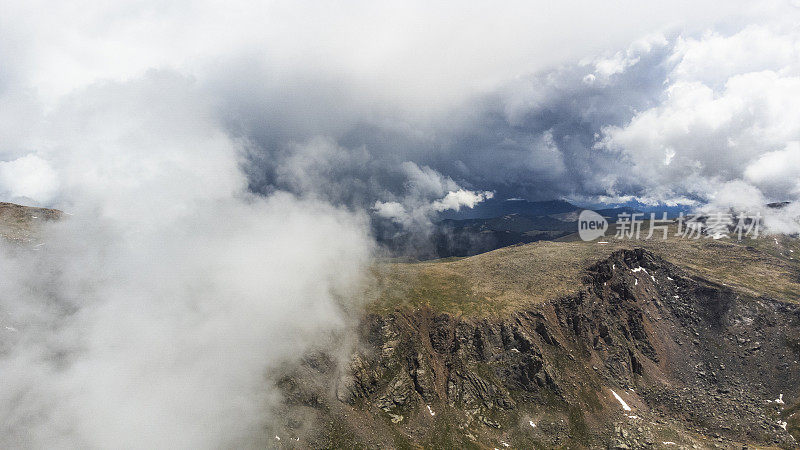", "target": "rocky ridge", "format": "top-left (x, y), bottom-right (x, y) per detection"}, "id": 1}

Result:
top-left (275, 248), bottom-right (800, 448)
